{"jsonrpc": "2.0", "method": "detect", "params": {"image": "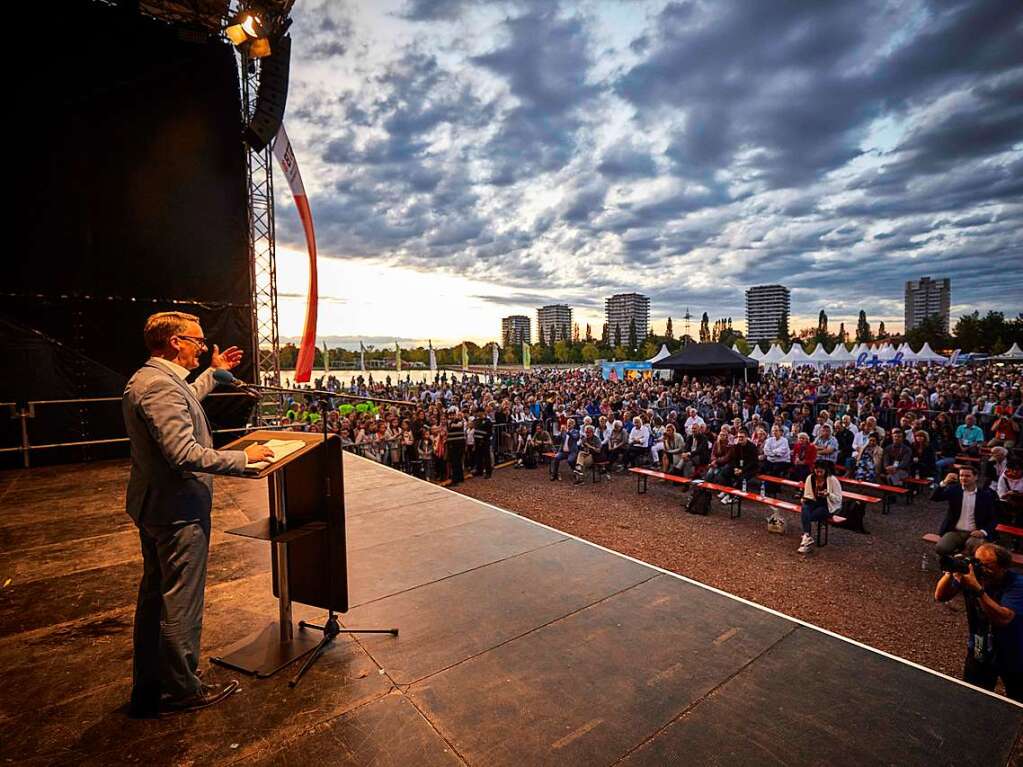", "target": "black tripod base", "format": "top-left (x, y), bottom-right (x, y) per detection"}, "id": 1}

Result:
top-left (288, 614), bottom-right (399, 687)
